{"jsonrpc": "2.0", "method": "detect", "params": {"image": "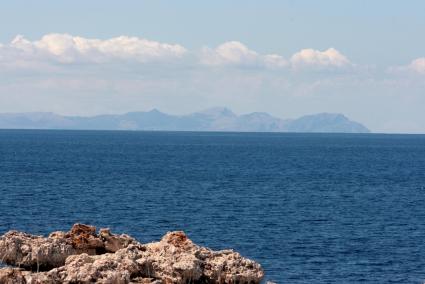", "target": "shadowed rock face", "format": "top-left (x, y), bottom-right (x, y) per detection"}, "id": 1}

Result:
top-left (0, 224), bottom-right (264, 284)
